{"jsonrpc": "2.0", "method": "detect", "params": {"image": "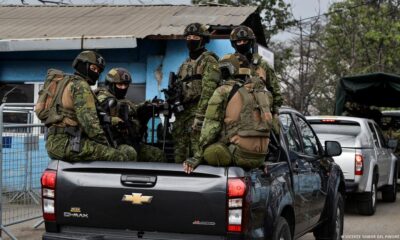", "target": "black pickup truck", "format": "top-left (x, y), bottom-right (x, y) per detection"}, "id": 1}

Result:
top-left (41, 107), bottom-right (346, 240)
